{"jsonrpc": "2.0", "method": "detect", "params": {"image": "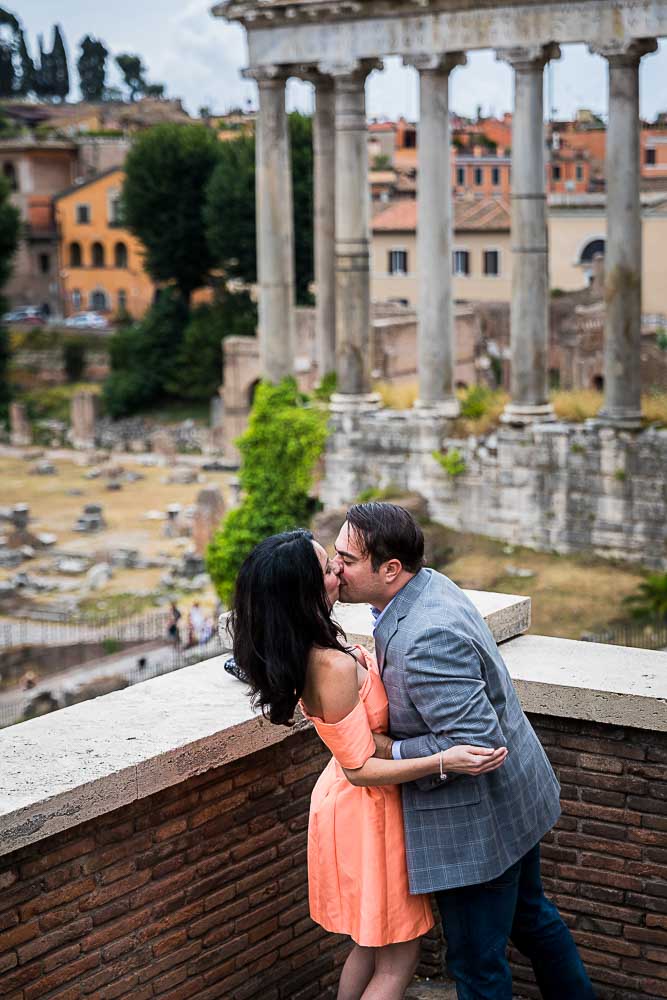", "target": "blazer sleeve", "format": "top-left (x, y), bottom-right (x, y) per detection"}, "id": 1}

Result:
top-left (311, 700), bottom-right (376, 770)
top-left (398, 625), bottom-right (506, 785)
